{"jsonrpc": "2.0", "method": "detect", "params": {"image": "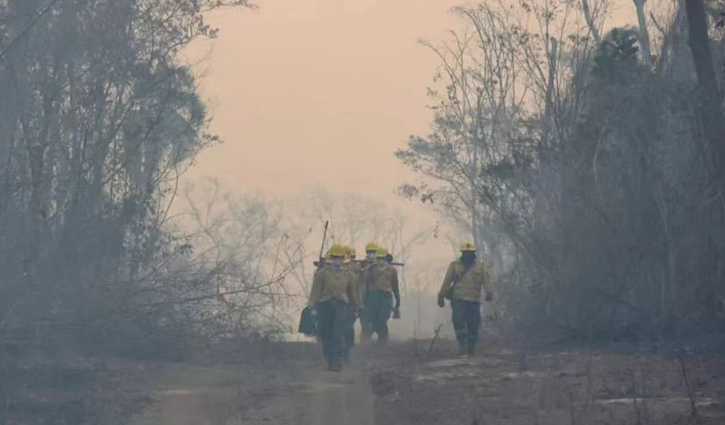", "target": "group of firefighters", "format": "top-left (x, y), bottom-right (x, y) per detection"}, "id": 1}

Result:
top-left (307, 240), bottom-right (493, 372)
